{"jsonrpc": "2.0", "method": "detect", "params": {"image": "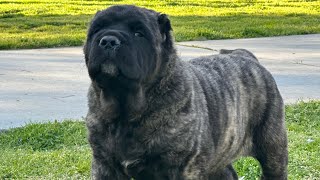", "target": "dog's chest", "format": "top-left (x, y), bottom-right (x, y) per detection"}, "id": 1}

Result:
top-left (109, 123), bottom-right (144, 154)
top-left (106, 123), bottom-right (154, 175)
